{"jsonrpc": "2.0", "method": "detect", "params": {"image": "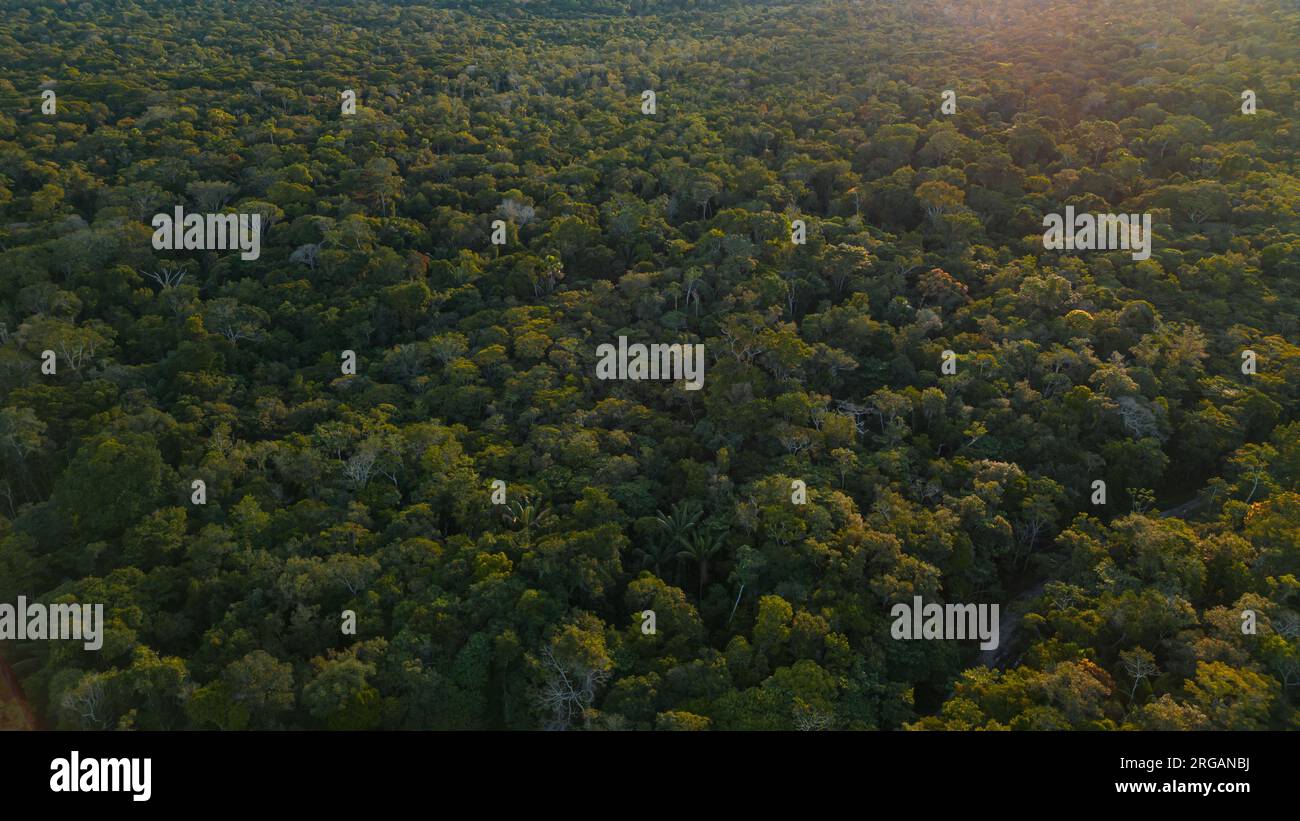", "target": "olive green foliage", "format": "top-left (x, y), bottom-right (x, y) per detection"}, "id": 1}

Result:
top-left (0, 0), bottom-right (1296, 730)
